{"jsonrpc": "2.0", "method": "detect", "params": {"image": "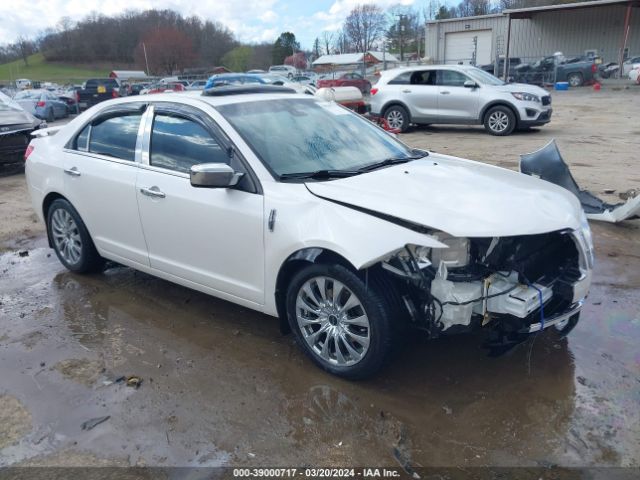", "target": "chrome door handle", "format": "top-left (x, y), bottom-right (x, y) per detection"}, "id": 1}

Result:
top-left (440, 91), bottom-right (450, 95)
top-left (64, 167), bottom-right (81, 177)
top-left (140, 186), bottom-right (166, 198)
top-left (402, 89), bottom-right (412, 93)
